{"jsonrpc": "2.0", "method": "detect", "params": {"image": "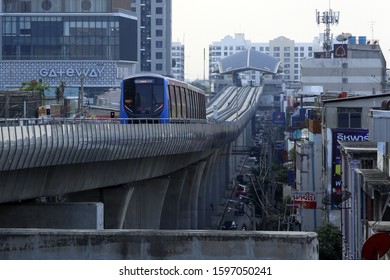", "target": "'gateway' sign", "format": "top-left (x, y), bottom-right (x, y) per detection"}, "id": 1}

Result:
top-left (39, 66), bottom-right (105, 78)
